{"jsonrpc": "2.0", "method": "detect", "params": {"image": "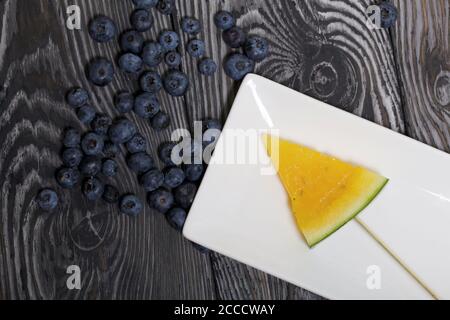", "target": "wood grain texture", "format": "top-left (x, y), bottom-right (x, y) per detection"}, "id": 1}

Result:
top-left (0, 0), bottom-right (214, 300)
top-left (2, 0), bottom-right (445, 301)
top-left (391, 0), bottom-right (450, 151)
top-left (172, 0), bottom-right (405, 300)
